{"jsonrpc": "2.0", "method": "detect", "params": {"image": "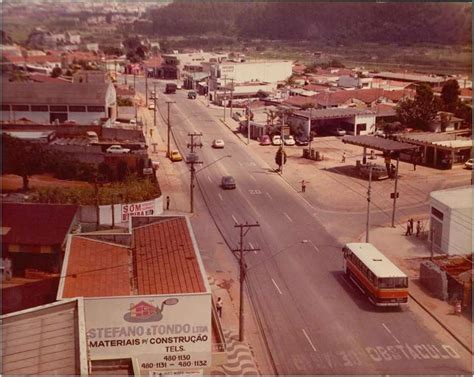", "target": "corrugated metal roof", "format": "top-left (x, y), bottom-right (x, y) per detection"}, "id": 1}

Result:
top-left (2, 81), bottom-right (114, 106)
top-left (295, 107), bottom-right (376, 120)
top-left (0, 299), bottom-right (86, 375)
top-left (374, 72), bottom-right (445, 83)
